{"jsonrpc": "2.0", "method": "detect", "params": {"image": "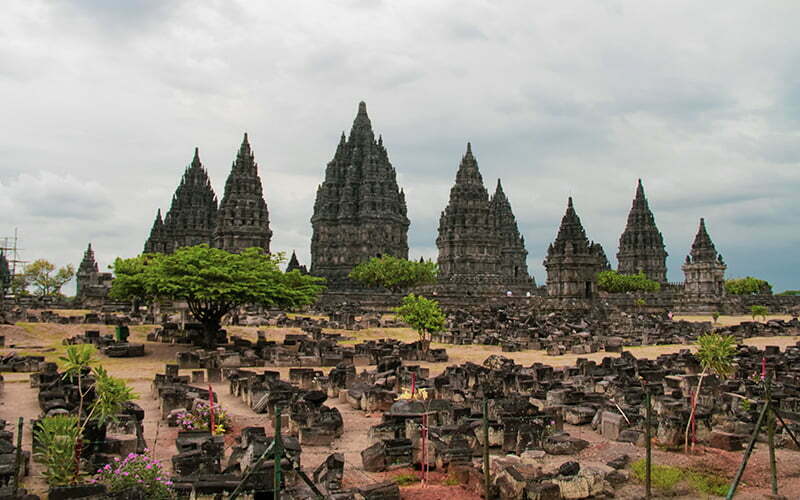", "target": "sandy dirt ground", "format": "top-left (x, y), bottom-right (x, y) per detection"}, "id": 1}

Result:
top-left (1, 316), bottom-right (798, 498)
